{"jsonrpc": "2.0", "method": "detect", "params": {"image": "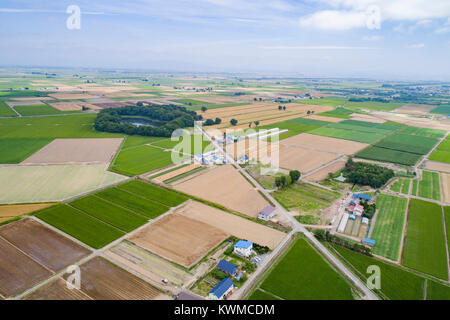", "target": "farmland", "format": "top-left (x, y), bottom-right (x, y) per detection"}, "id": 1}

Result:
top-left (273, 183), bottom-right (340, 222)
top-left (319, 107), bottom-right (354, 119)
top-left (408, 171), bottom-right (441, 201)
top-left (13, 104), bottom-right (67, 116)
top-left (0, 164), bottom-right (127, 204)
top-left (174, 165), bottom-right (269, 218)
top-left (252, 237), bottom-right (354, 300)
top-left (390, 178), bottom-right (411, 194)
top-left (257, 117), bottom-right (330, 140)
top-left (429, 136), bottom-right (450, 164)
top-left (332, 245), bottom-right (425, 300)
top-left (370, 194), bottom-right (407, 261)
top-left (0, 101), bottom-right (17, 117)
top-left (0, 138), bottom-right (52, 163)
top-left (35, 204), bottom-right (125, 249)
top-left (374, 133), bottom-right (438, 155)
top-left (0, 203), bottom-right (53, 224)
top-left (403, 199), bottom-right (448, 280)
top-left (355, 146), bottom-right (422, 166)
